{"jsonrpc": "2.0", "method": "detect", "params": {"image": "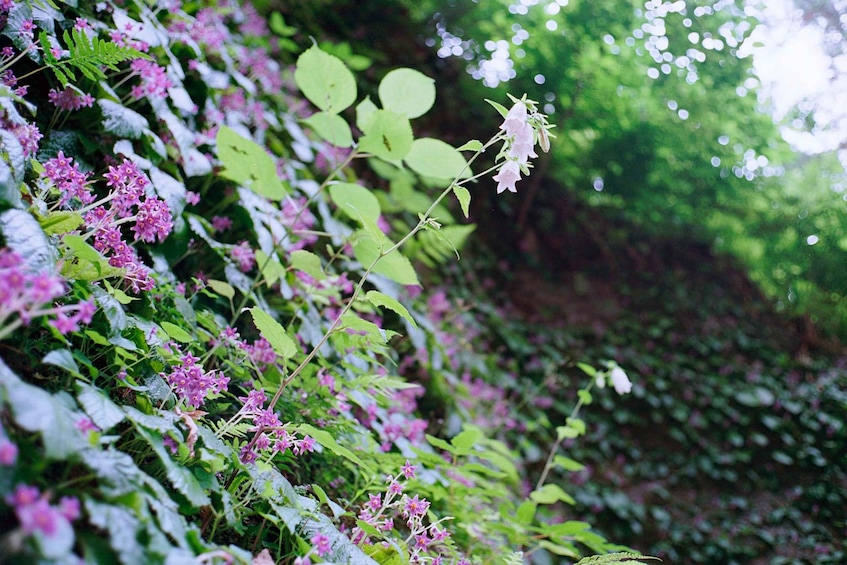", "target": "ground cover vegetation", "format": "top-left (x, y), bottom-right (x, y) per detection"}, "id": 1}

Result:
top-left (0, 0), bottom-right (844, 564)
